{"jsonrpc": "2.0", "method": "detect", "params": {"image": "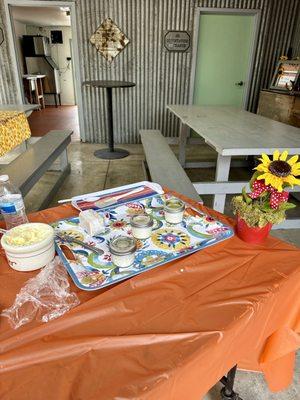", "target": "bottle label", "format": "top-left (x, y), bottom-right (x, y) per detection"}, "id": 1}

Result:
top-left (0, 195), bottom-right (25, 214)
